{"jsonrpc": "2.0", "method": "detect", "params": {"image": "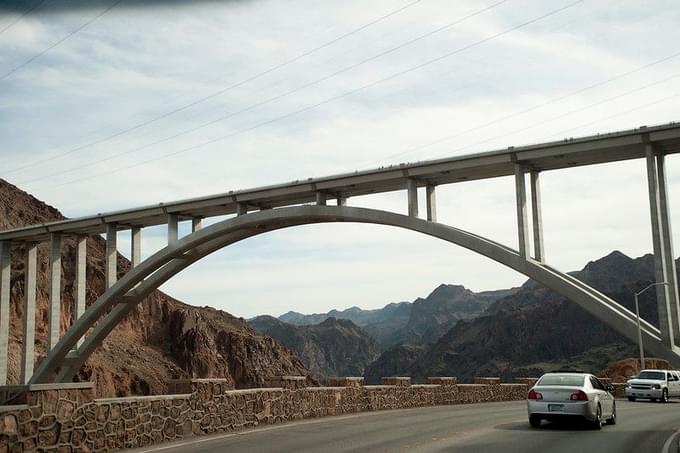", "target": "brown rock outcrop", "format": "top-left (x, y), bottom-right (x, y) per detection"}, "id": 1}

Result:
top-left (0, 179), bottom-right (313, 397)
top-left (599, 357), bottom-right (673, 382)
